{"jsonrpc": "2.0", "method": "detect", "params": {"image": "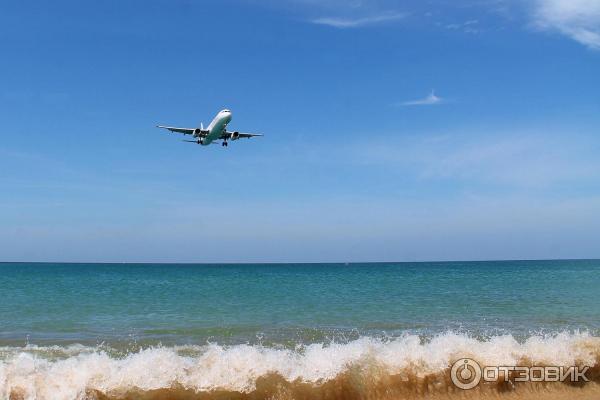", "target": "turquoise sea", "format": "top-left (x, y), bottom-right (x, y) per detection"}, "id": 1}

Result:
top-left (1, 260), bottom-right (599, 399)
